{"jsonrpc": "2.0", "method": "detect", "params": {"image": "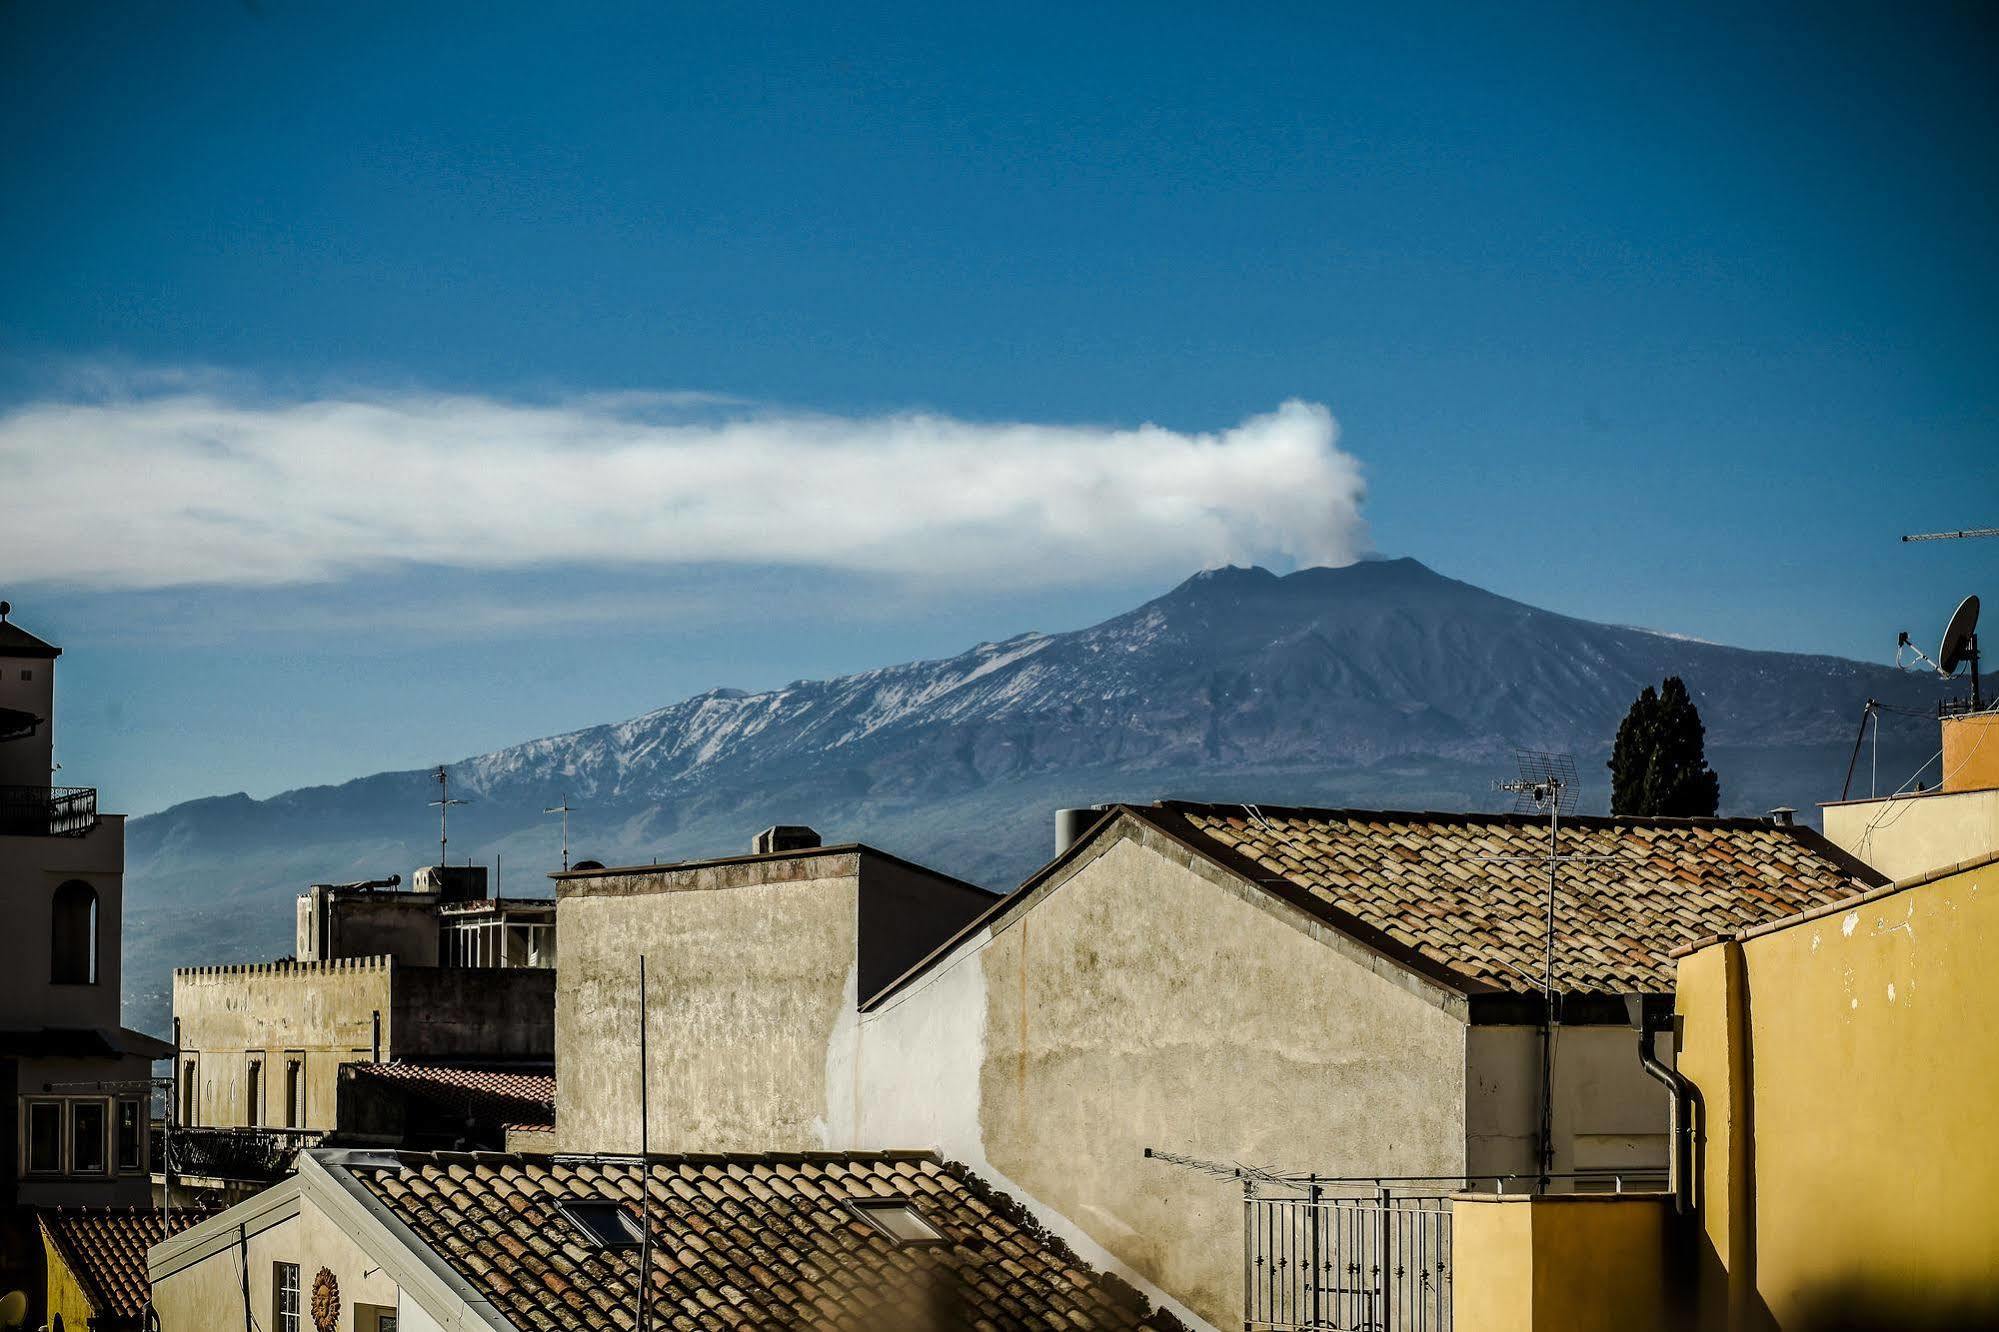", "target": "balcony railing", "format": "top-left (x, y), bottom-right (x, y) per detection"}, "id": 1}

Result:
top-left (0, 784), bottom-right (97, 836)
top-left (156, 1125), bottom-right (326, 1183)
